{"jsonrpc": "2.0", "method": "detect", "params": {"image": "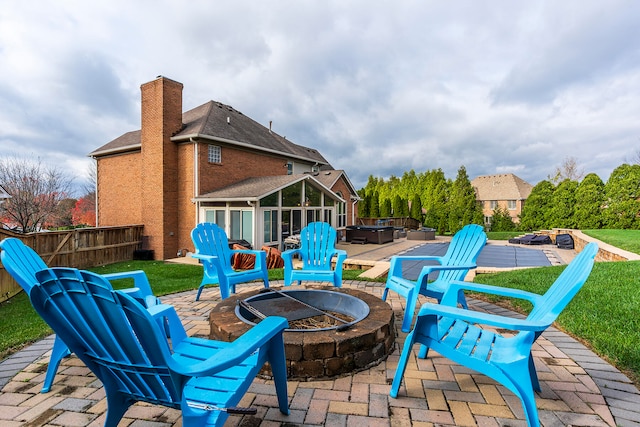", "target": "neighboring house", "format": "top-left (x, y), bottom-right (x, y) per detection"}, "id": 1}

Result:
top-left (0, 185), bottom-right (10, 206)
top-left (471, 173), bottom-right (533, 226)
top-left (90, 76), bottom-right (359, 260)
